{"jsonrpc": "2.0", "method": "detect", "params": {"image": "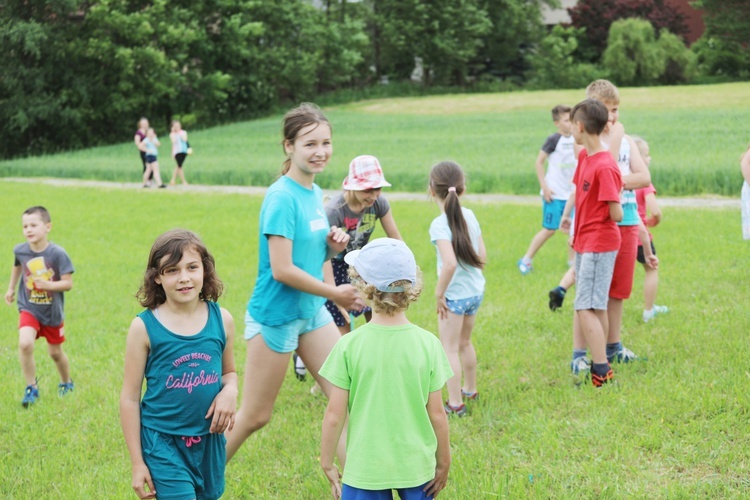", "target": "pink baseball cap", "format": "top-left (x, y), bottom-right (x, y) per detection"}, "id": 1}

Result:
top-left (342, 155), bottom-right (392, 191)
